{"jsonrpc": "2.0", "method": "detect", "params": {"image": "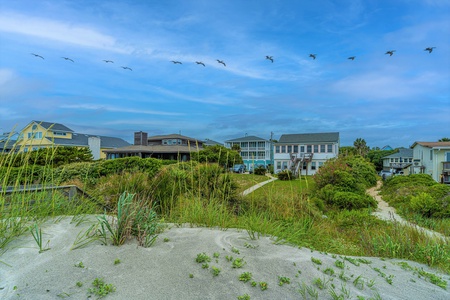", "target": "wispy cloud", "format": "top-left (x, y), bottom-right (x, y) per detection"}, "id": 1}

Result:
top-left (0, 12), bottom-right (131, 53)
top-left (60, 104), bottom-right (184, 116)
